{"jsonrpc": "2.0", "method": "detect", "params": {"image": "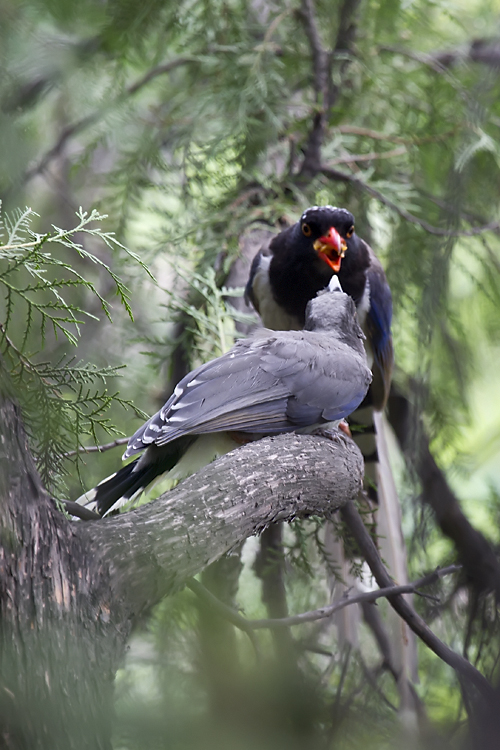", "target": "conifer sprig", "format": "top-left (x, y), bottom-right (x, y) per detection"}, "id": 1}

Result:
top-left (0, 205), bottom-right (151, 491)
